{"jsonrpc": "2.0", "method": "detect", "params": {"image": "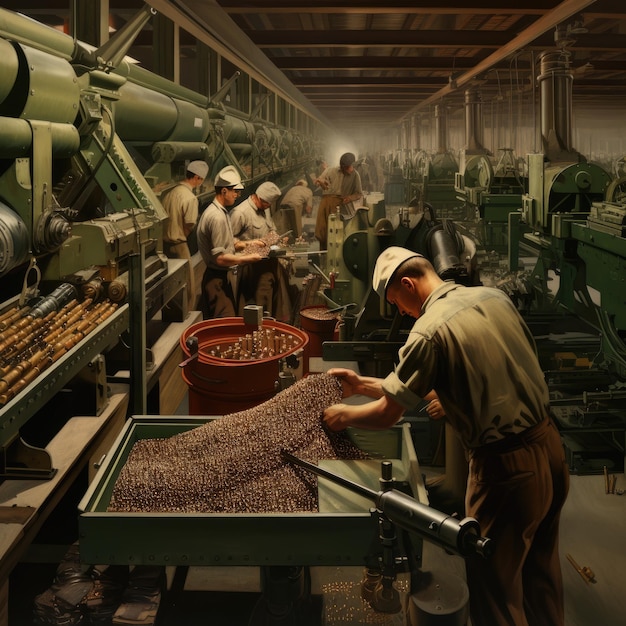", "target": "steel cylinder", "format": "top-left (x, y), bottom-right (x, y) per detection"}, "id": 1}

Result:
top-left (0, 7), bottom-right (75, 61)
top-left (464, 89), bottom-right (486, 154)
top-left (223, 116), bottom-right (256, 147)
top-left (113, 82), bottom-right (183, 141)
top-left (9, 43), bottom-right (80, 123)
top-left (114, 82), bottom-right (210, 143)
top-left (0, 201), bottom-right (29, 277)
top-left (537, 50), bottom-right (573, 155)
top-left (434, 105), bottom-right (448, 154)
top-left (0, 117), bottom-right (79, 158)
top-left (151, 141), bottom-right (211, 164)
top-left (0, 39), bottom-right (19, 106)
